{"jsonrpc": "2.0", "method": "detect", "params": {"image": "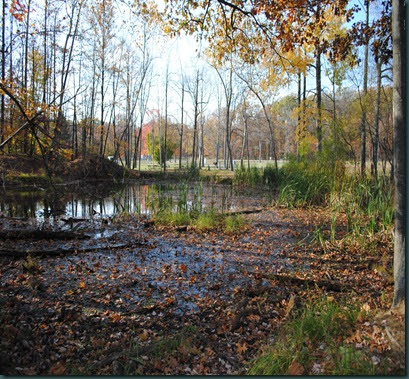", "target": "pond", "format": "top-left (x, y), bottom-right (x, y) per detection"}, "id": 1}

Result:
top-left (0, 181), bottom-right (271, 222)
